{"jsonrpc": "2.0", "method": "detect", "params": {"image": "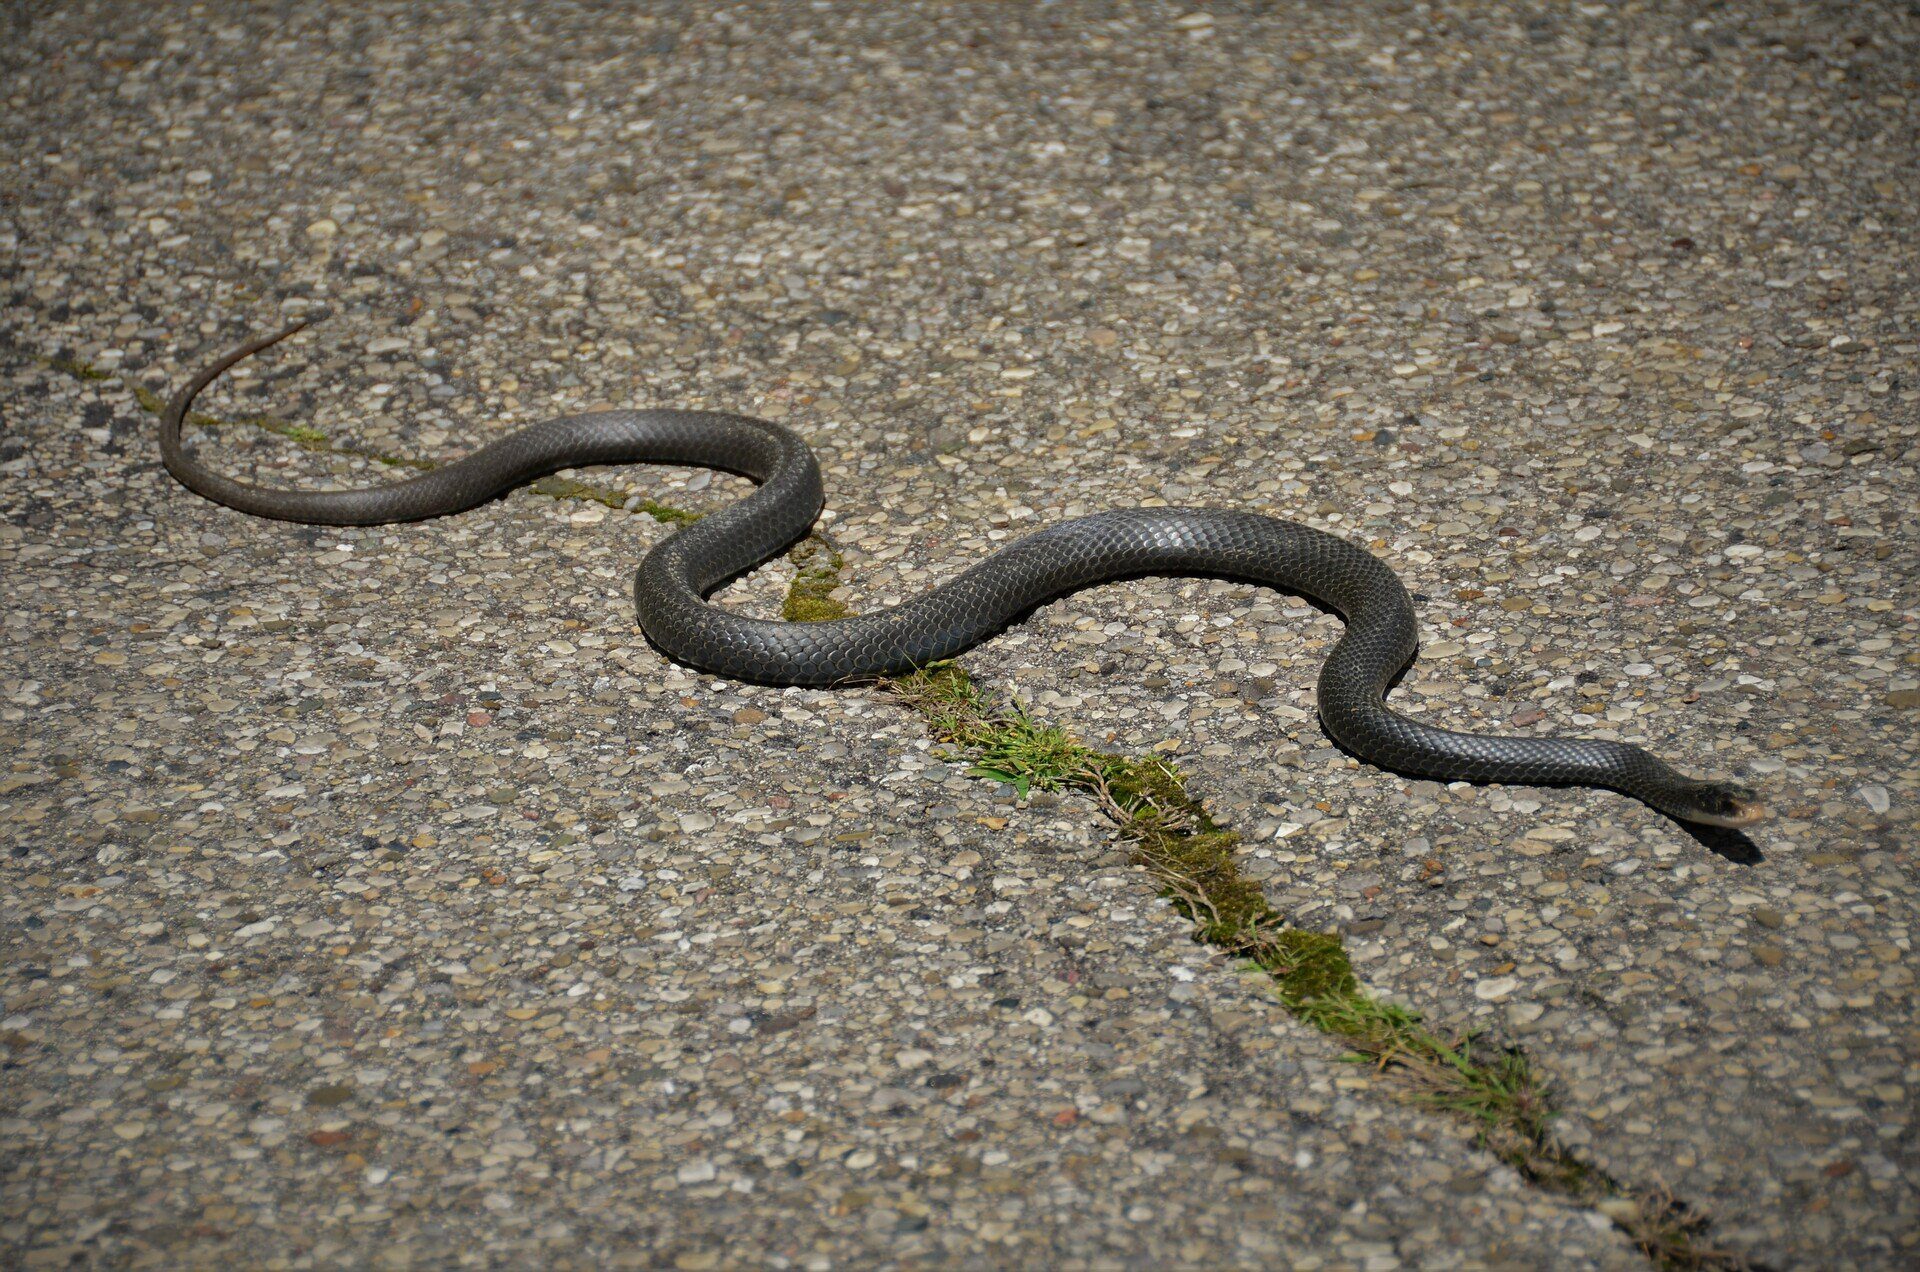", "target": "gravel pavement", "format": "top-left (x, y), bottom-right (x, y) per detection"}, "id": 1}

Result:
top-left (3, 2), bottom-right (1915, 1268)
